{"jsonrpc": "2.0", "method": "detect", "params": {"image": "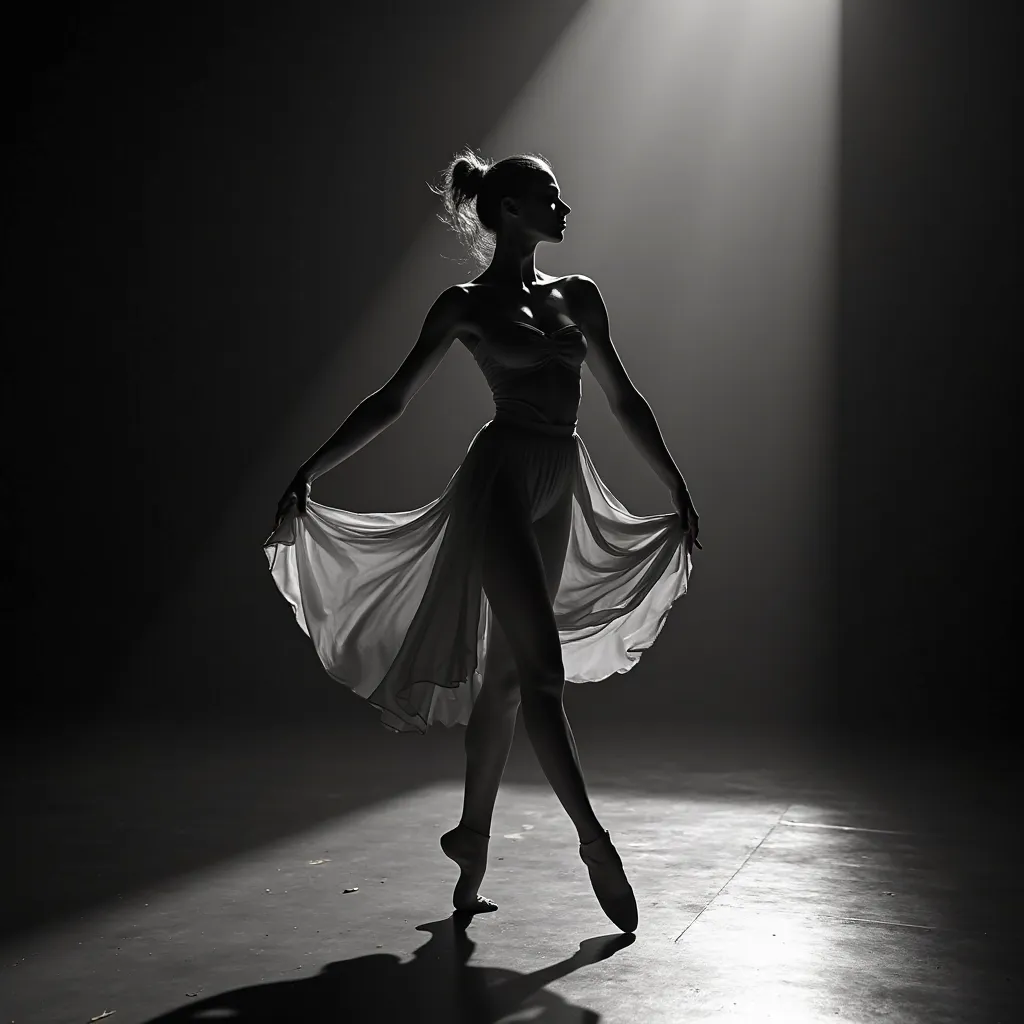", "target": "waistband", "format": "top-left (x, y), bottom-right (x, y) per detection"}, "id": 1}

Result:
top-left (489, 413), bottom-right (578, 438)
